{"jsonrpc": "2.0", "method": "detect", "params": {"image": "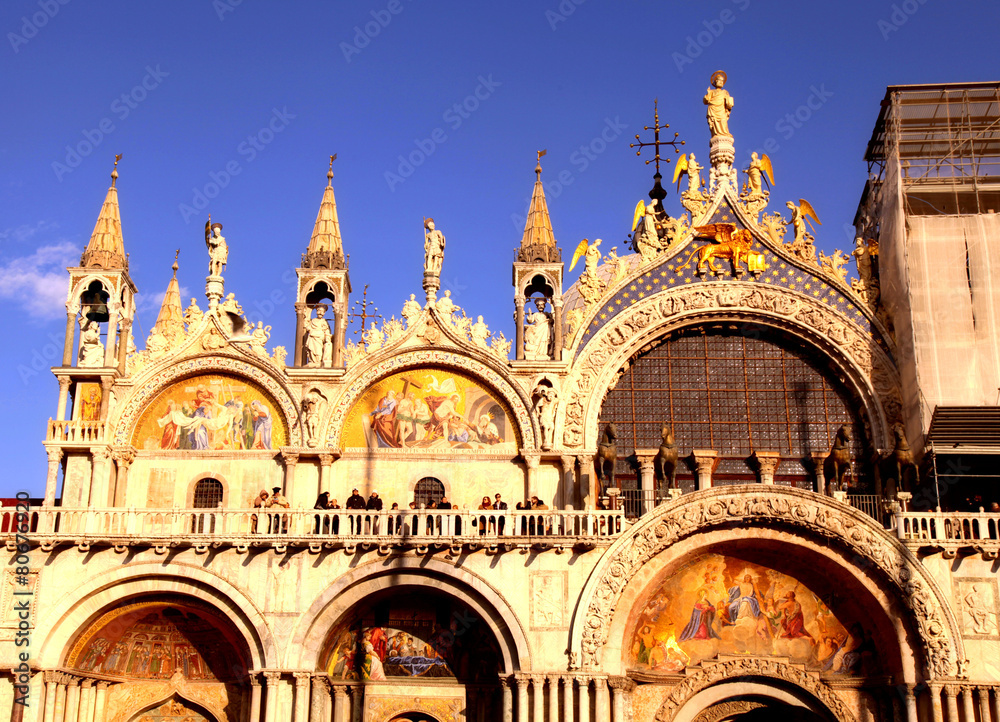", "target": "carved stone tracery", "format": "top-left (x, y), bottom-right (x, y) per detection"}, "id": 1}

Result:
top-left (572, 487), bottom-right (961, 681)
